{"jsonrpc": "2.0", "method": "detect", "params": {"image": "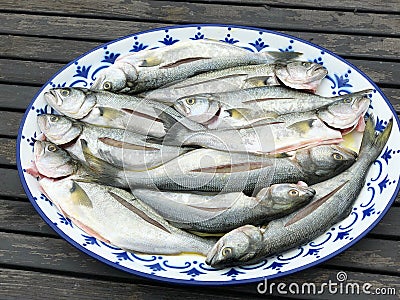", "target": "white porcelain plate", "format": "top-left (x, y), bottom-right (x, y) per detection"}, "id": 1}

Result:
top-left (17, 24), bottom-right (400, 285)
